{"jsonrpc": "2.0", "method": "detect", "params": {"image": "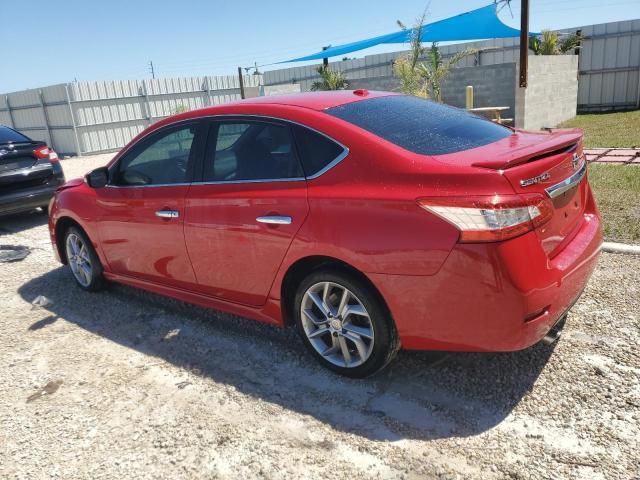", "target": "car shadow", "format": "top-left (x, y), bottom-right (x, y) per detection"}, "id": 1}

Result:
top-left (18, 266), bottom-right (556, 441)
top-left (0, 209), bottom-right (48, 235)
